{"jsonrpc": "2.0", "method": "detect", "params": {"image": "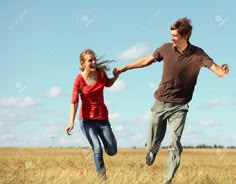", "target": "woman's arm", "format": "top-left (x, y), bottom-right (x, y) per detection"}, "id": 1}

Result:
top-left (66, 103), bottom-right (78, 135)
top-left (105, 68), bottom-right (119, 87)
